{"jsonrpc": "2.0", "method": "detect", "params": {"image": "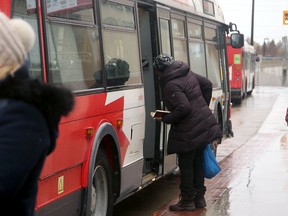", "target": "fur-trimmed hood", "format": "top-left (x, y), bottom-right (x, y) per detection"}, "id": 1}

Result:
top-left (0, 65), bottom-right (74, 123)
top-left (0, 65), bottom-right (74, 154)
